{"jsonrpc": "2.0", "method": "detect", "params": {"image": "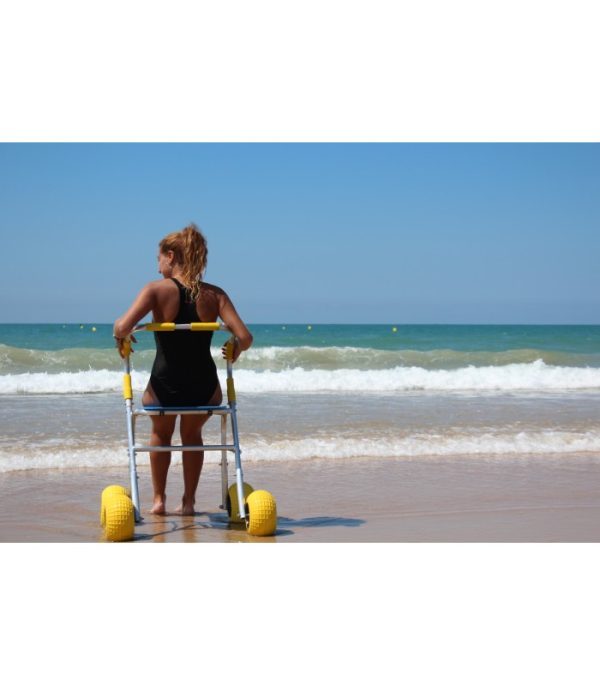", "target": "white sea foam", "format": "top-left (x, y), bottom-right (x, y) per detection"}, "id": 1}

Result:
top-left (241, 430), bottom-right (600, 461)
top-left (234, 361), bottom-right (600, 393)
top-left (0, 360), bottom-right (600, 395)
top-left (0, 370), bottom-right (149, 395)
top-left (1, 429), bottom-right (599, 472)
